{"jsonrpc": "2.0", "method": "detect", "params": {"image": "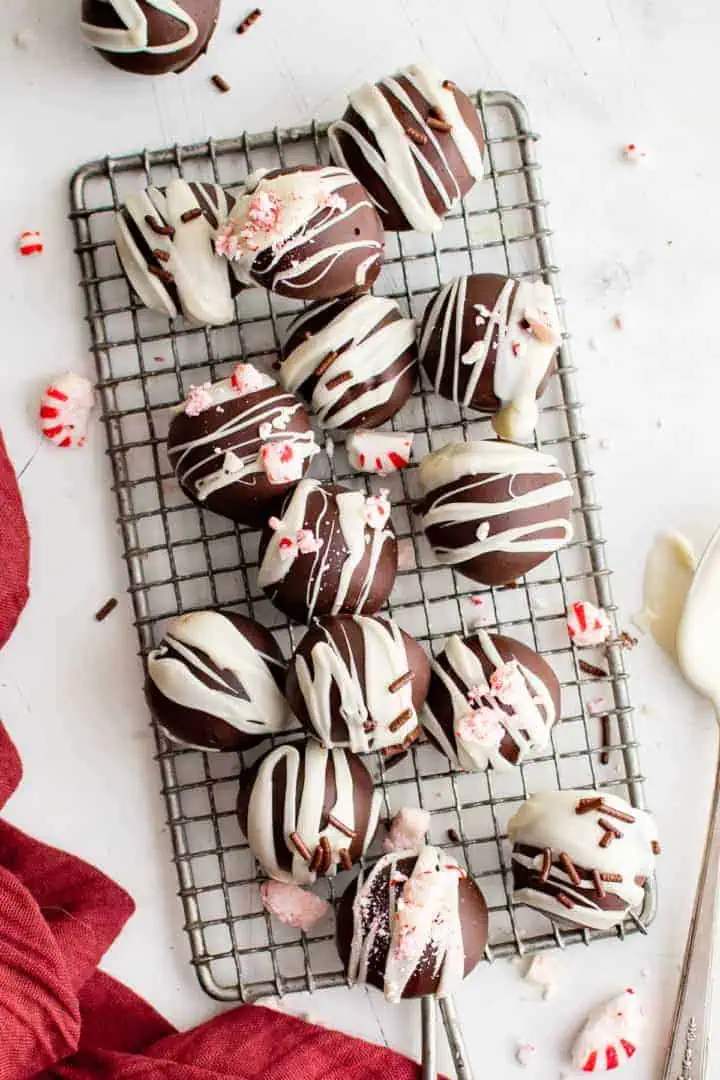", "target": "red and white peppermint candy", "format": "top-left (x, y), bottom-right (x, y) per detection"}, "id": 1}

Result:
top-left (364, 489), bottom-right (391, 530)
top-left (260, 880), bottom-right (329, 932)
top-left (260, 439), bottom-right (303, 485)
top-left (297, 528), bottom-right (321, 555)
top-left (567, 600), bottom-right (612, 647)
top-left (571, 989), bottom-right (644, 1073)
top-left (39, 372), bottom-right (94, 448)
top-left (346, 430), bottom-right (414, 476)
top-left (231, 362), bottom-right (269, 396)
top-left (18, 230), bottom-right (43, 256)
top-left (184, 384), bottom-right (214, 417)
